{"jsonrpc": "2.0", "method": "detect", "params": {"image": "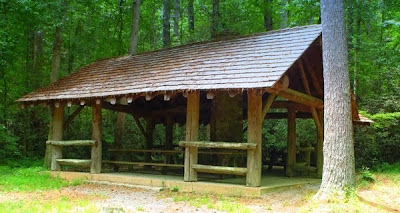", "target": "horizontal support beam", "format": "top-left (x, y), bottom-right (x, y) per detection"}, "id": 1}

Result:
top-left (265, 112), bottom-right (312, 119)
top-left (271, 101), bottom-right (311, 112)
top-left (102, 160), bottom-right (184, 168)
top-left (56, 159), bottom-right (92, 167)
top-left (179, 141), bottom-right (257, 150)
top-left (276, 88), bottom-right (324, 109)
top-left (46, 140), bottom-right (96, 146)
top-left (192, 164), bottom-right (248, 176)
top-left (293, 165), bottom-right (317, 173)
top-left (107, 149), bottom-right (246, 155)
